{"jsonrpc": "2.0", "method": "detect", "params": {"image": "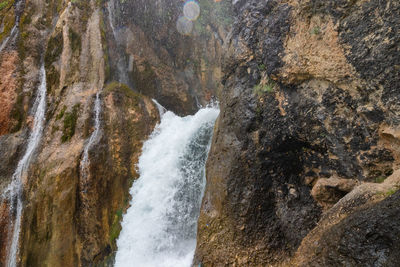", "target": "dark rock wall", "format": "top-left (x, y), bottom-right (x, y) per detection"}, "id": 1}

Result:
top-left (196, 0), bottom-right (400, 266)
